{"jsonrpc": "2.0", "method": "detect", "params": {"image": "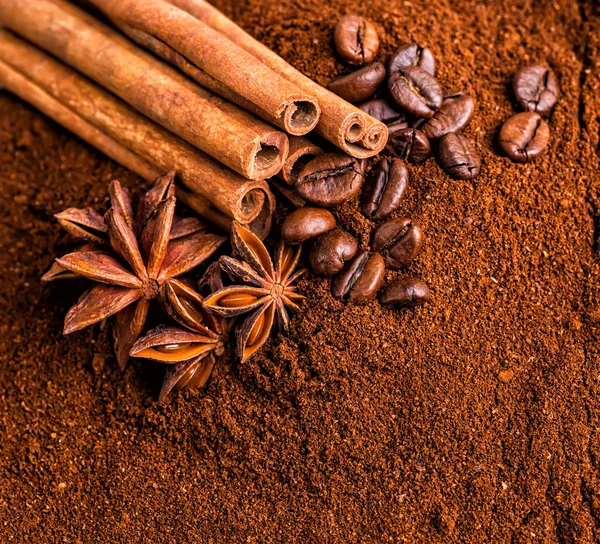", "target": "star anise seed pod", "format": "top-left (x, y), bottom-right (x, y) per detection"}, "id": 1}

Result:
top-left (55, 207), bottom-right (107, 244)
top-left (131, 264), bottom-right (231, 400)
top-left (203, 222), bottom-right (305, 362)
top-left (47, 171), bottom-right (226, 369)
top-left (42, 174), bottom-right (207, 282)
